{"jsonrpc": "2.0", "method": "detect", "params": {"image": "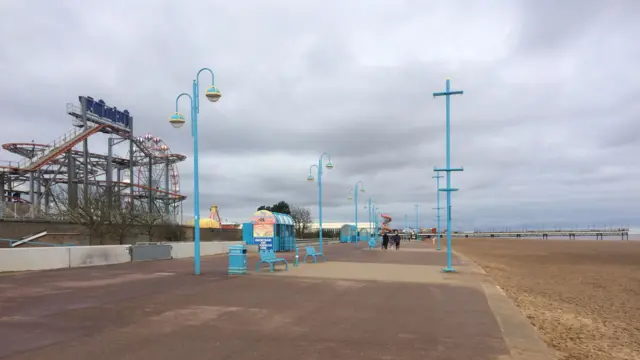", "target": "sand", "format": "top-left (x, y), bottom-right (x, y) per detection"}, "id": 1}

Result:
top-left (454, 238), bottom-right (640, 360)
